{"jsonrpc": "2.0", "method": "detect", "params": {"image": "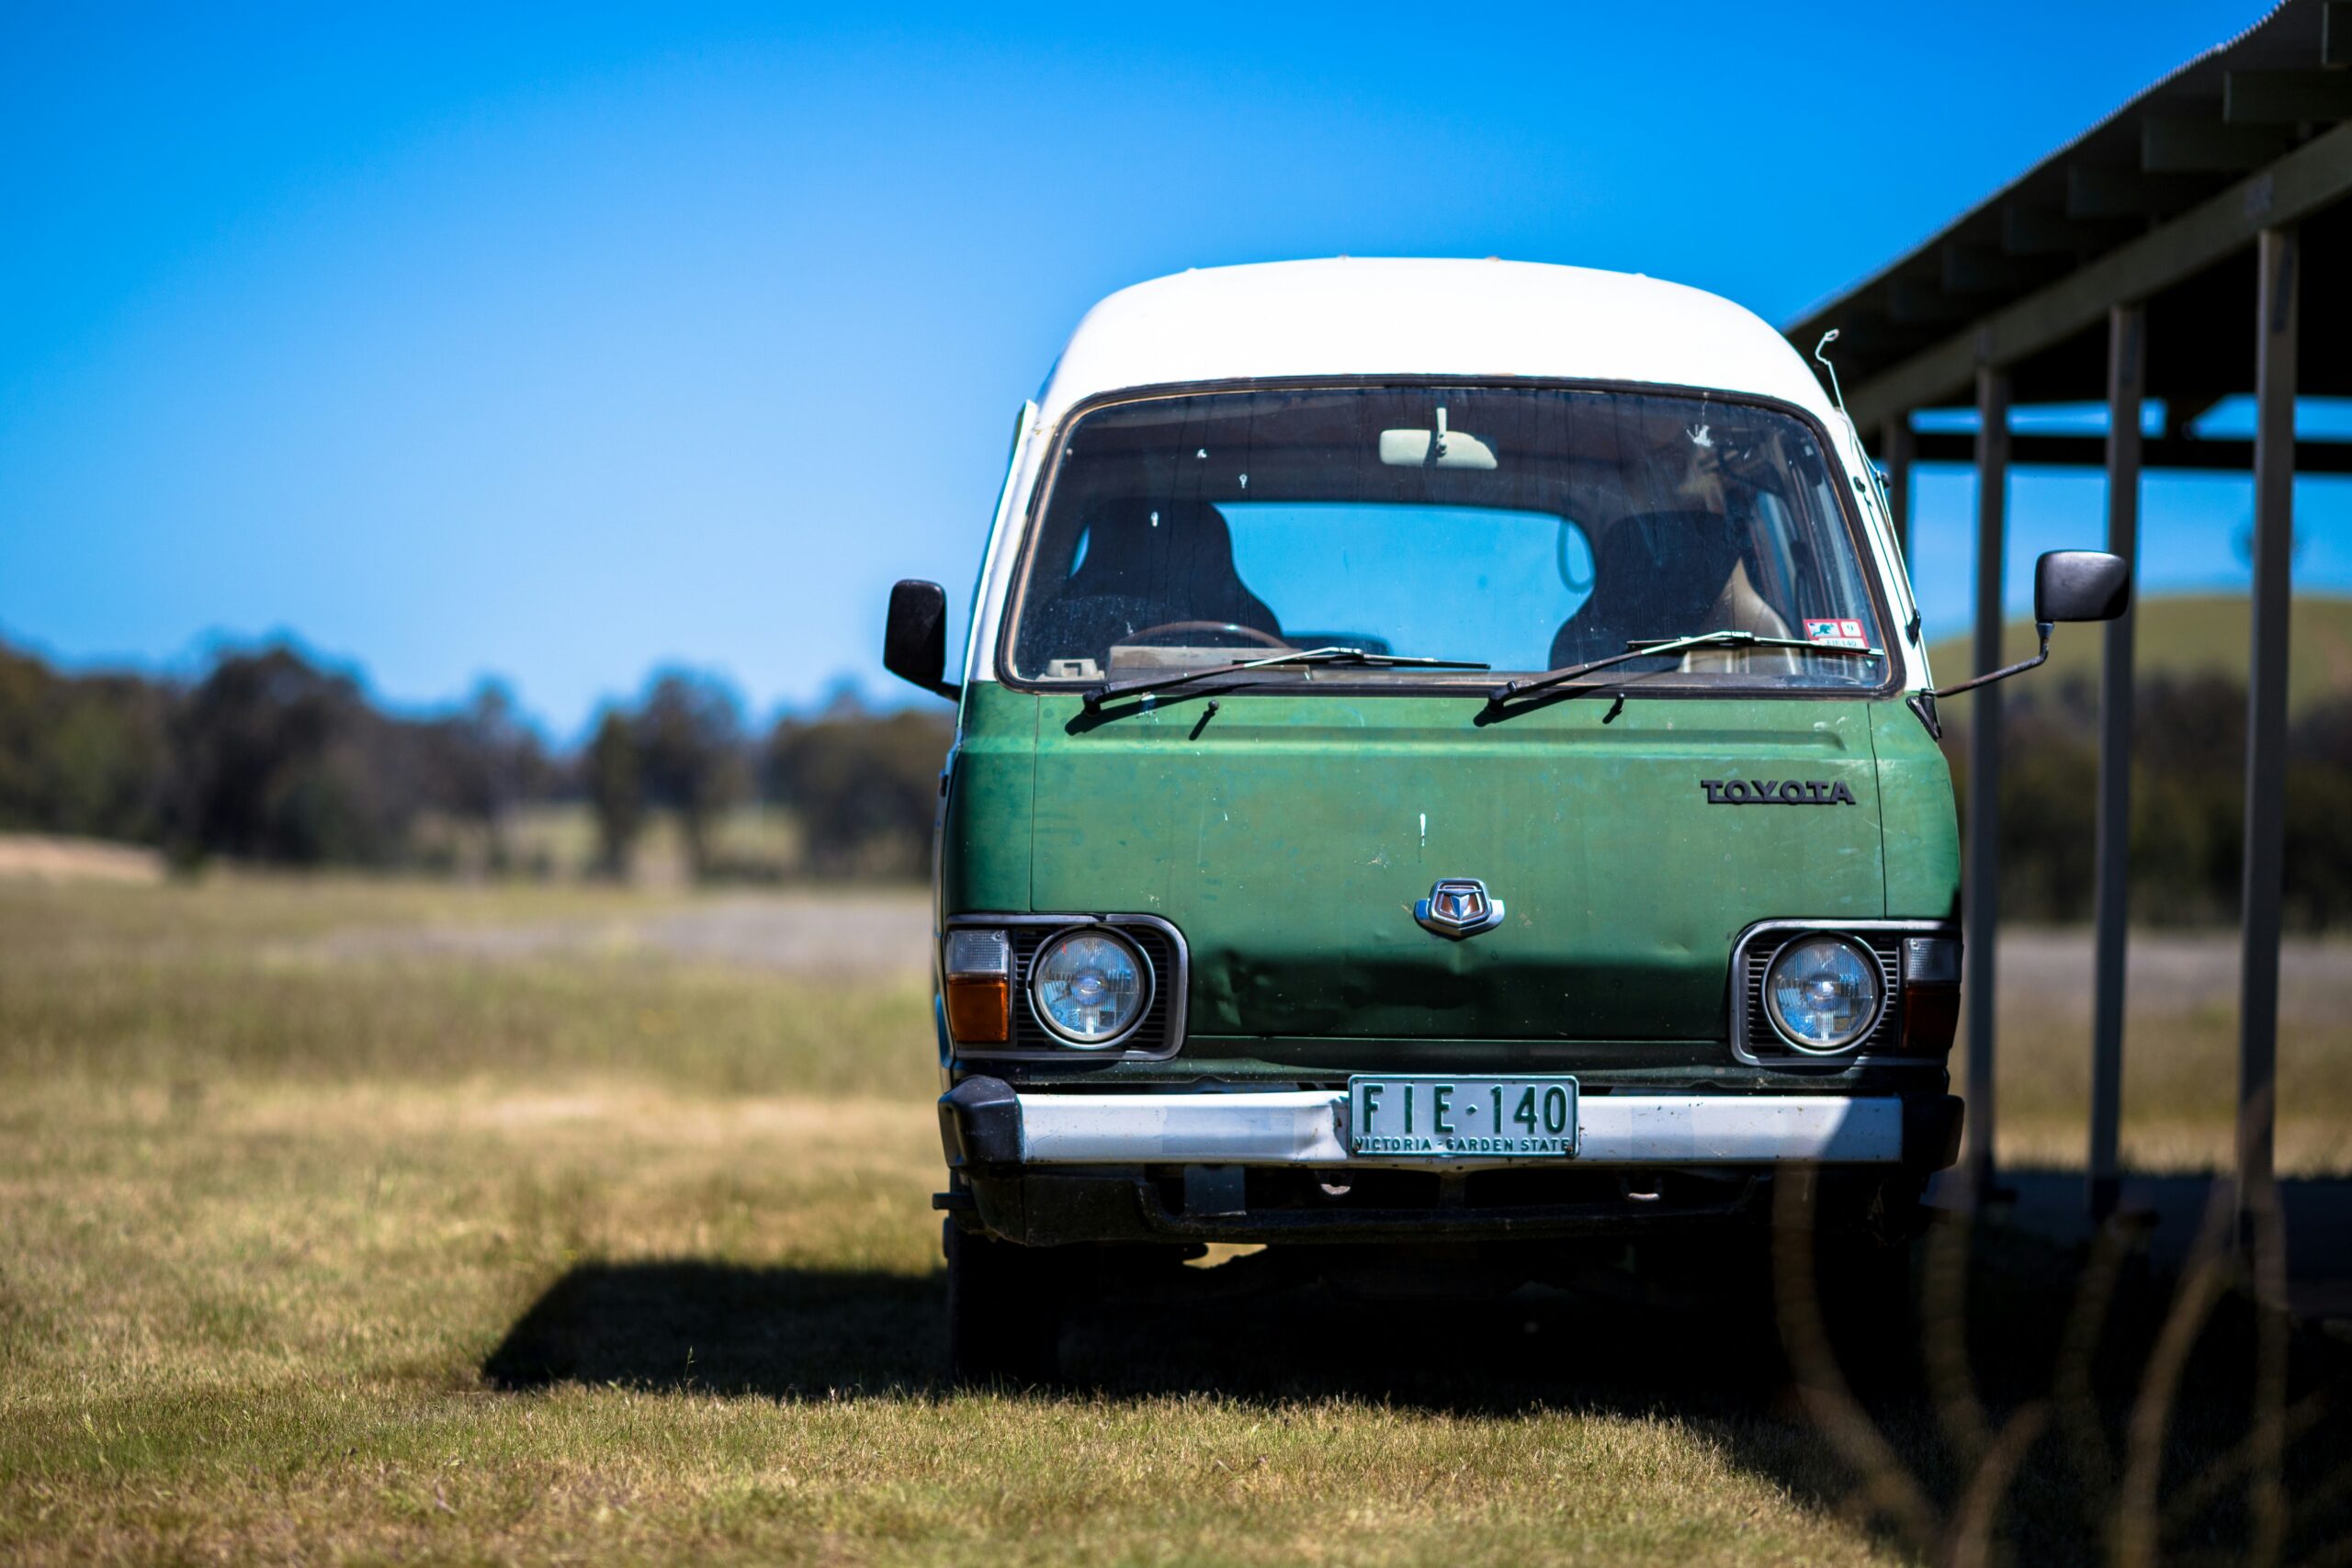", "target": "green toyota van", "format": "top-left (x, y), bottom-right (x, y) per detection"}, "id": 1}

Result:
top-left (886, 258), bottom-right (2128, 1380)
